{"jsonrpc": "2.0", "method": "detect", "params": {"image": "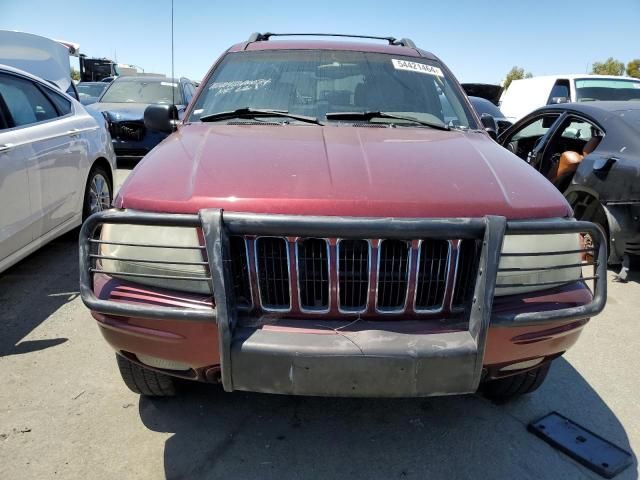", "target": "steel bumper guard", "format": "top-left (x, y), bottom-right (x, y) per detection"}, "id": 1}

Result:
top-left (80, 210), bottom-right (607, 397)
